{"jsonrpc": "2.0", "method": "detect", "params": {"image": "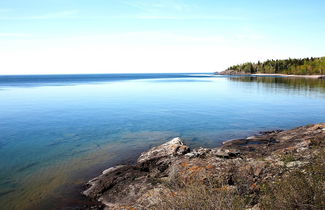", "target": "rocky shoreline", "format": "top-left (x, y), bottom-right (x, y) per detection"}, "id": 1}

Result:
top-left (82, 123), bottom-right (325, 209)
